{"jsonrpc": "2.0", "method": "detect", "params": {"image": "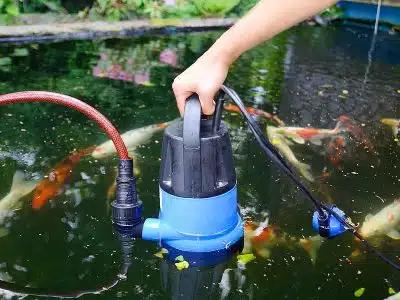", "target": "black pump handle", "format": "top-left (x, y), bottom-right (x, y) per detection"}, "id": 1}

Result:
top-left (183, 94), bottom-right (202, 196)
